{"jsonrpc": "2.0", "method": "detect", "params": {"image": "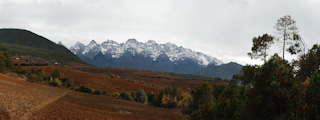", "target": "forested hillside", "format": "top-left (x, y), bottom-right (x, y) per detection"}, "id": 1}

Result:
top-left (0, 29), bottom-right (84, 64)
